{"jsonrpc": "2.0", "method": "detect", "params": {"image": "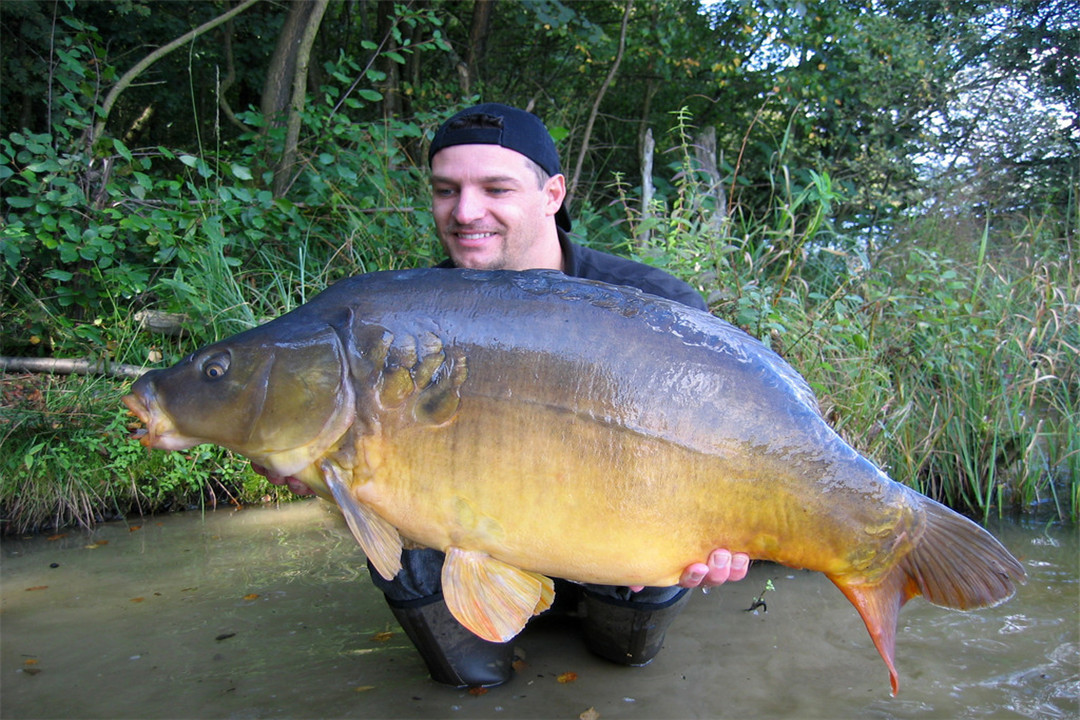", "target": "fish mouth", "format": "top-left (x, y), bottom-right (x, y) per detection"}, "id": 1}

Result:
top-left (122, 389), bottom-right (198, 451)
